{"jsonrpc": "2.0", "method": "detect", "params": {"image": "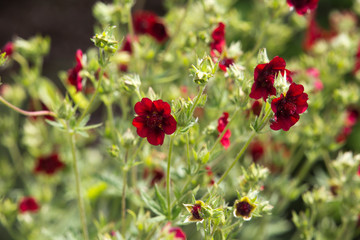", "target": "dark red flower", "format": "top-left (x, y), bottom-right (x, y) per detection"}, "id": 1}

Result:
top-left (270, 83), bottom-right (308, 131)
top-left (219, 57), bottom-right (235, 72)
top-left (217, 112), bottom-right (231, 149)
top-left (233, 196), bottom-right (256, 220)
top-left (148, 21), bottom-right (169, 43)
top-left (19, 197), bottom-right (40, 213)
top-left (249, 56), bottom-right (293, 101)
top-left (67, 49), bottom-right (83, 92)
top-left (150, 168), bottom-right (165, 186)
top-left (132, 98), bottom-right (177, 146)
top-left (287, 0), bottom-right (319, 15)
top-left (133, 11), bottom-right (169, 43)
top-left (251, 101), bottom-right (262, 116)
top-left (119, 35), bottom-right (136, 72)
top-left (34, 153), bottom-right (65, 175)
top-left (133, 11), bottom-right (157, 34)
top-left (249, 141), bottom-right (265, 163)
top-left (121, 35), bottom-right (133, 54)
top-left (303, 13), bottom-right (336, 51)
top-left (2, 42), bottom-right (14, 57)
